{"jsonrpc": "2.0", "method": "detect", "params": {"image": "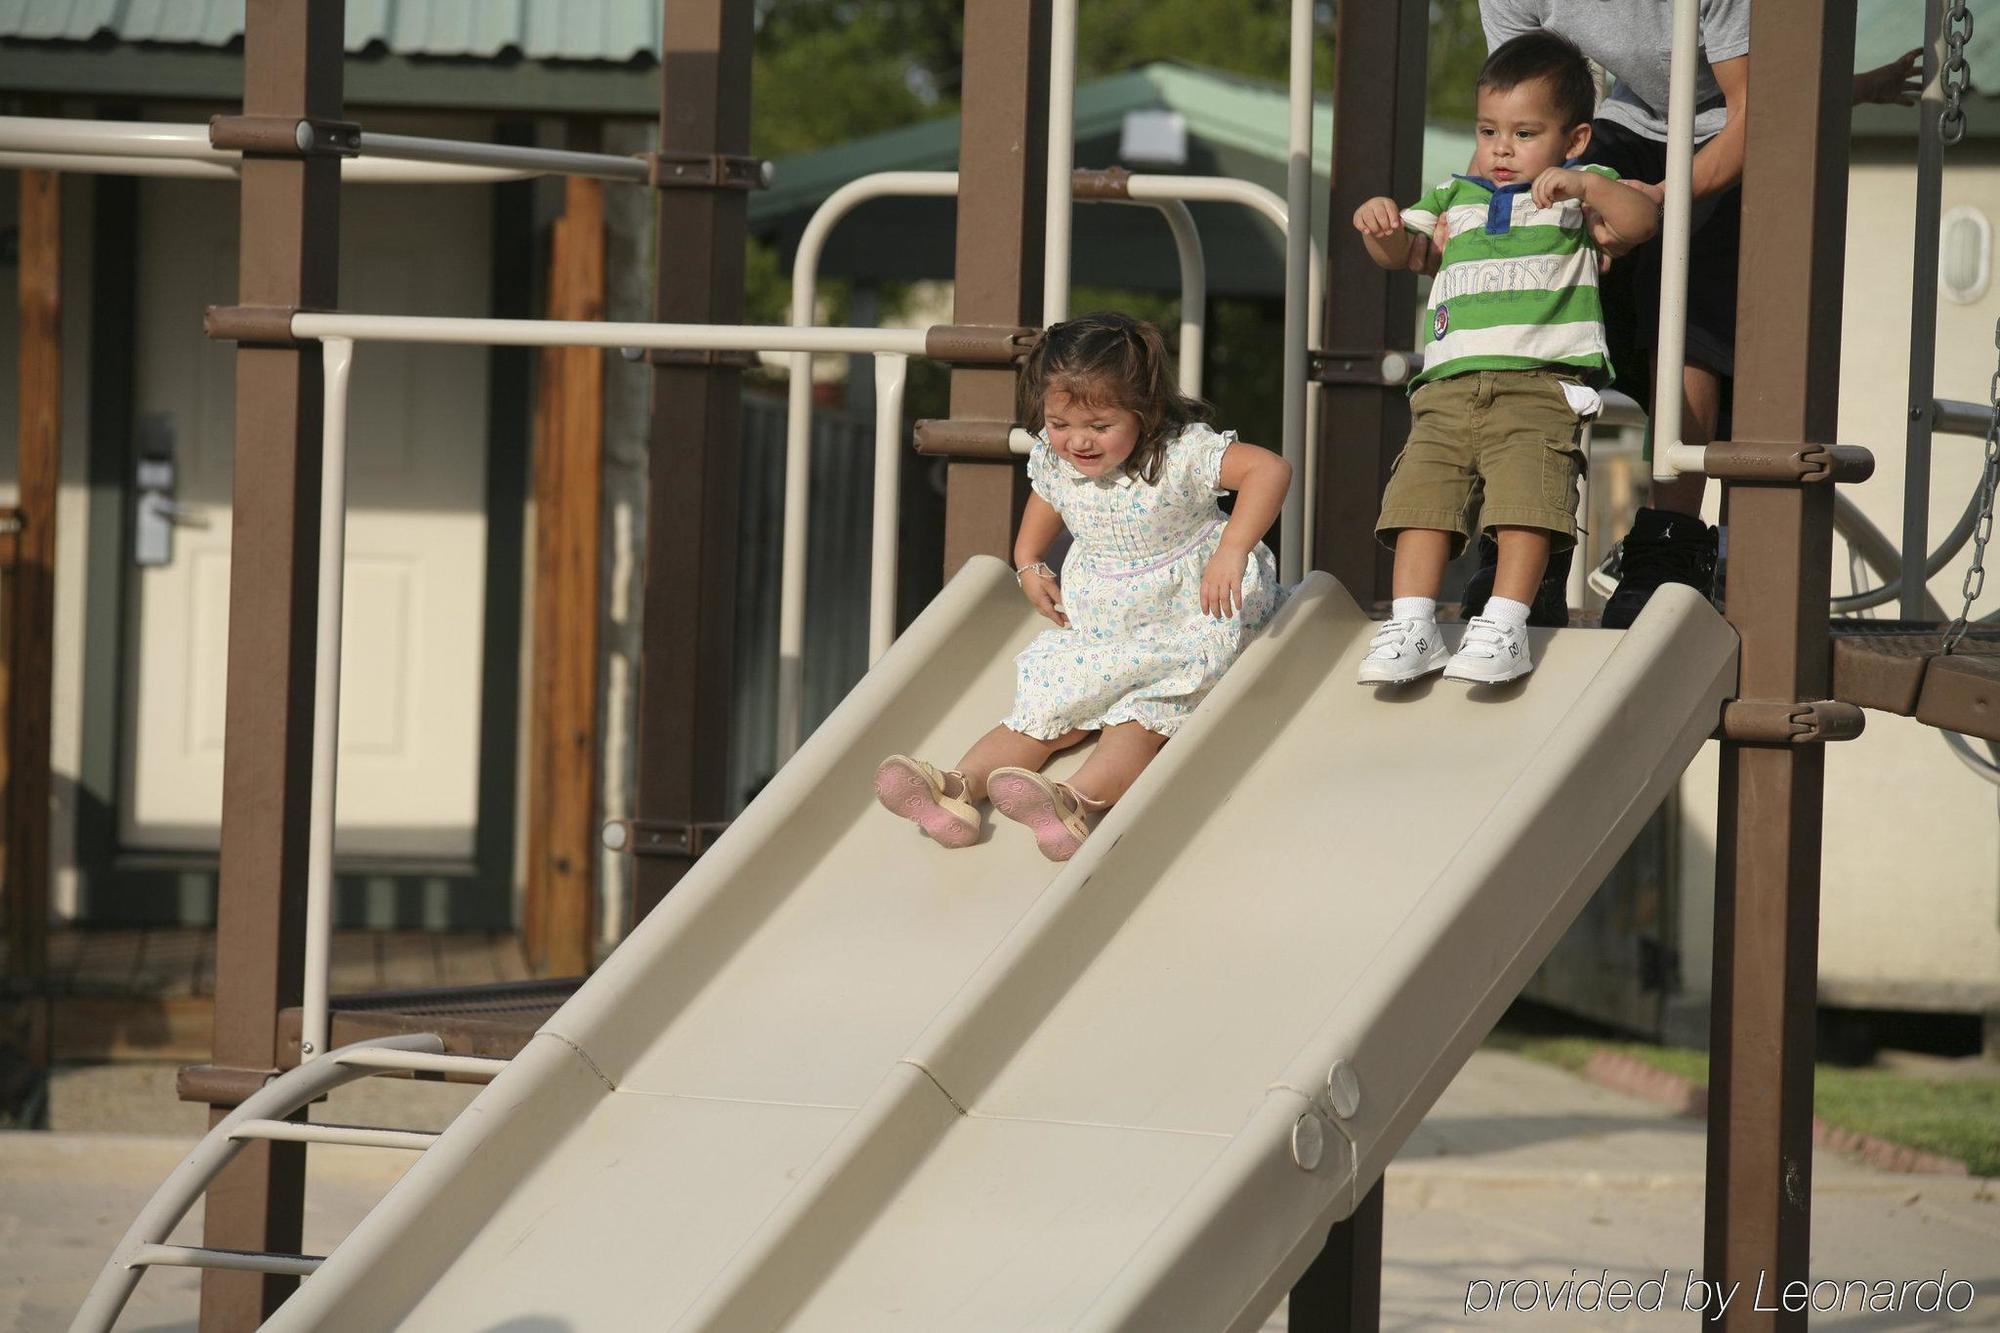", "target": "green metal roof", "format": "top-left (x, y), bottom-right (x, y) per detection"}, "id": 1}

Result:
top-left (0, 0), bottom-right (660, 62)
top-left (753, 62), bottom-right (1476, 228)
